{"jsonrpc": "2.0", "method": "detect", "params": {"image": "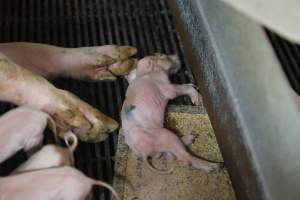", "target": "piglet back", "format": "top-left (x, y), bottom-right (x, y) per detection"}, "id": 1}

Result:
top-left (0, 106), bottom-right (48, 136)
top-left (0, 106), bottom-right (48, 163)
